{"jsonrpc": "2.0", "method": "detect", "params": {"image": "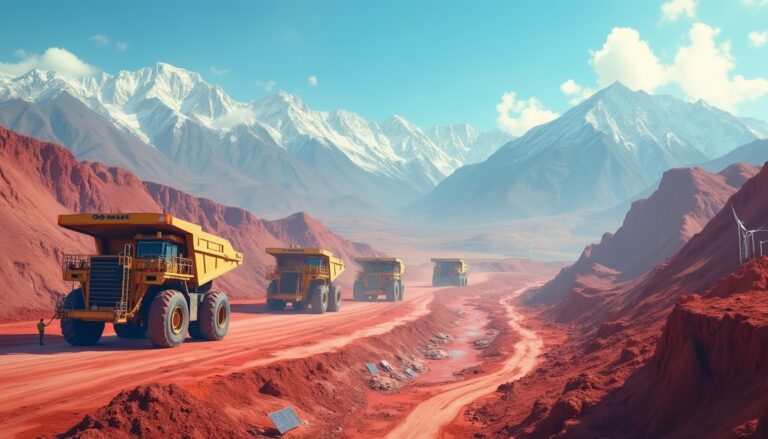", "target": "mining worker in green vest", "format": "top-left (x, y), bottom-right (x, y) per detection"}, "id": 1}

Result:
top-left (37, 319), bottom-right (47, 345)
